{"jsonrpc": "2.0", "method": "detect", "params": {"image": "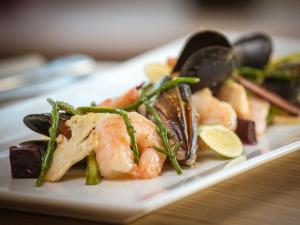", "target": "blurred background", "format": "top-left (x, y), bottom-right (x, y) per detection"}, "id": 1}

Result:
top-left (0, 0), bottom-right (300, 106)
top-left (1, 0), bottom-right (300, 60)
